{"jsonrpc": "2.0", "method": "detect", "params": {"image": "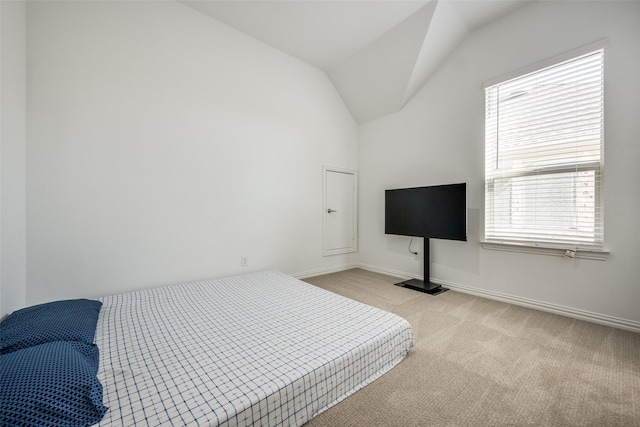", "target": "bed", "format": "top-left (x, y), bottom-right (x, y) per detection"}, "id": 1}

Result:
top-left (0, 270), bottom-right (413, 426)
top-left (94, 270), bottom-right (414, 426)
